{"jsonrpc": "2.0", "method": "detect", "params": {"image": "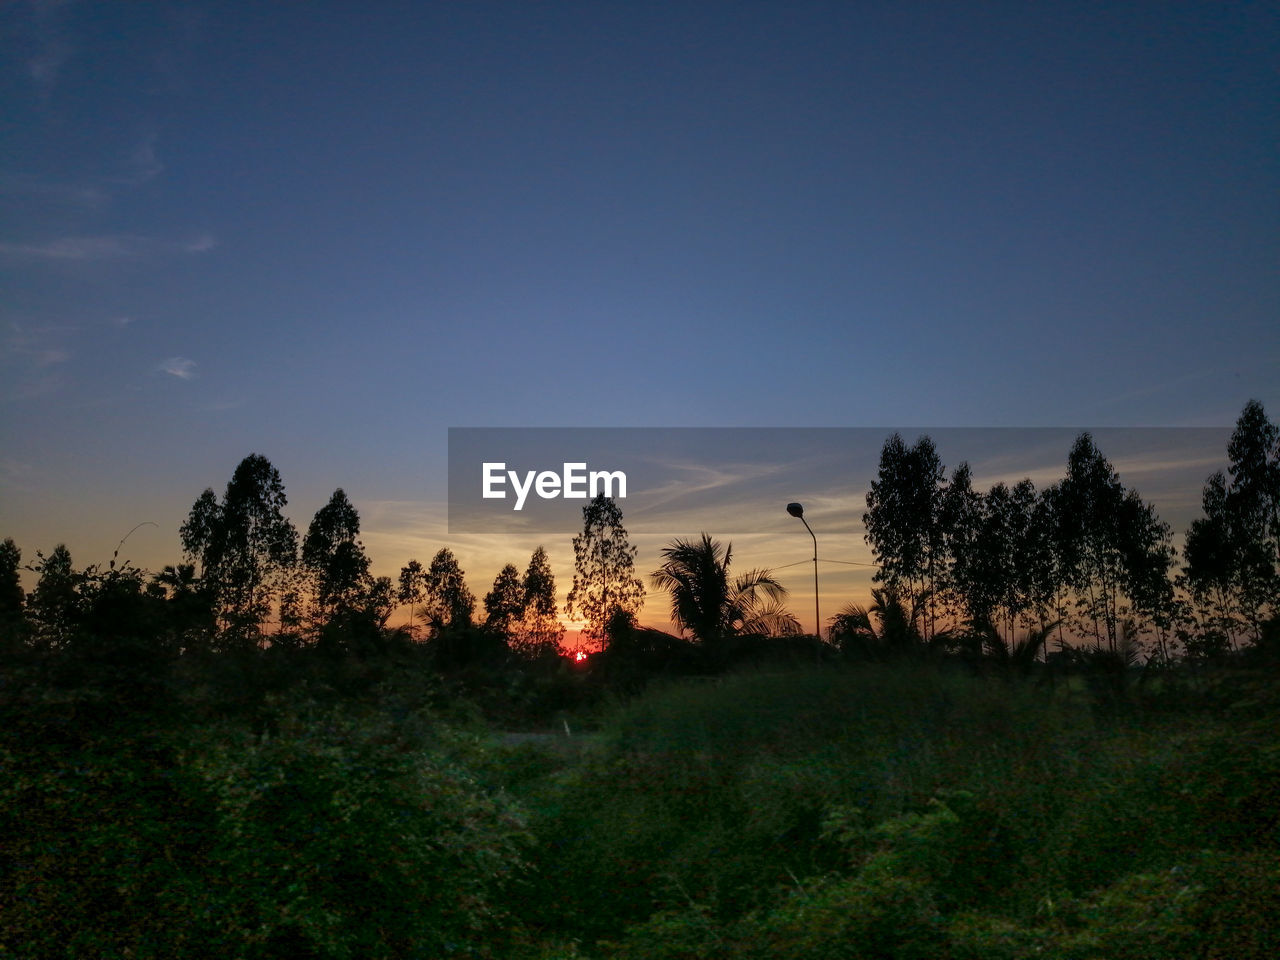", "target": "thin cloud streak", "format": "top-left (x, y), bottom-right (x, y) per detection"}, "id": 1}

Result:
top-left (3, 322), bottom-right (74, 400)
top-left (0, 232), bottom-right (216, 261)
top-left (632, 459), bottom-right (787, 515)
top-left (32, 348), bottom-right (70, 366)
top-left (1, 132), bottom-right (166, 213)
top-left (0, 171), bottom-right (108, 208)
top-left (157, 357), bottom-right (196, 380)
